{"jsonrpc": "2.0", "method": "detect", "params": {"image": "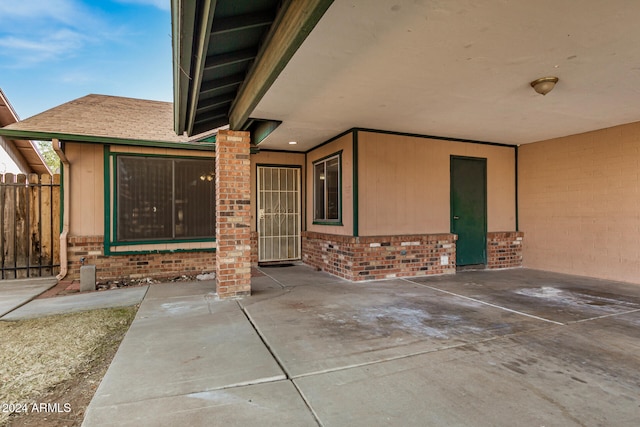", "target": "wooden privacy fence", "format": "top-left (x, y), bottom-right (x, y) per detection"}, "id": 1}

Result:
top-left (1, 173), bottom-right (60, 279)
